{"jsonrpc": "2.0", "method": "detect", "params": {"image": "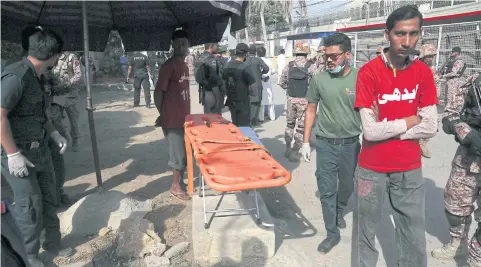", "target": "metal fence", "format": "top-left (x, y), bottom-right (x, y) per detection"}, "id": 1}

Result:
top-left (349, 21), bottom-right (480, 104)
